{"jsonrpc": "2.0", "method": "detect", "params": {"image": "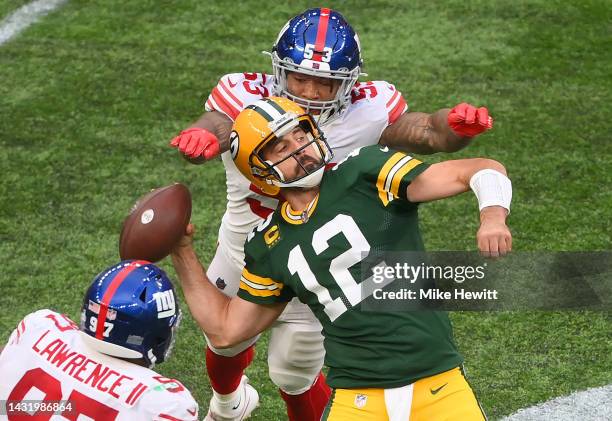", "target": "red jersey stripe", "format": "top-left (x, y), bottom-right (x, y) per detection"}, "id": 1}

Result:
top-left (158, 414), bottom-right (184, 421)
top-left (386, 89), bottom-right (399, 108)
top-left (219, 79), bottom-right (244, 108)
top-left (388, 96), bottom-right (407, 125)
top-left (211, 87), bottom-right (240, 120)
